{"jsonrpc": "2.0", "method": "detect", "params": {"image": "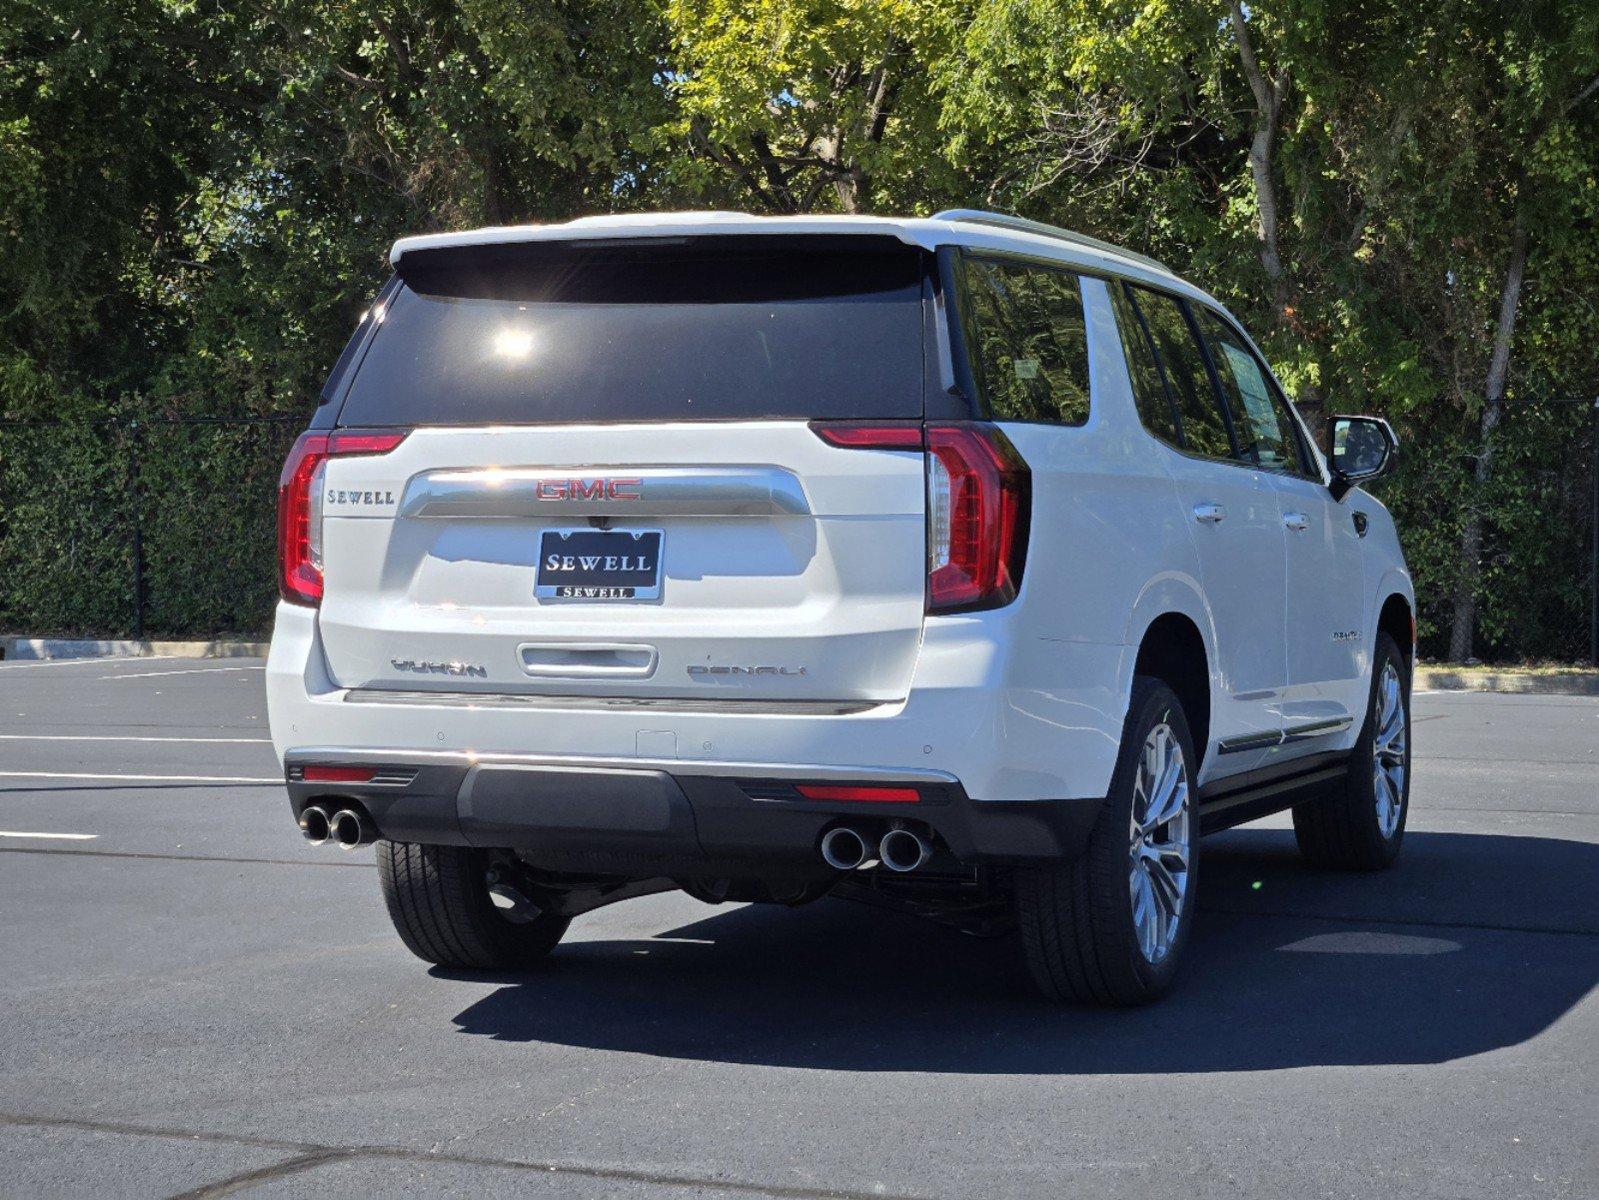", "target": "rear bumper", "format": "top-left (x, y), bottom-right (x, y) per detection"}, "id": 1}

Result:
top-left (268, 600), bottom-right (1127, 868)
top-left (284, 749), bottom-right (1103, 872)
